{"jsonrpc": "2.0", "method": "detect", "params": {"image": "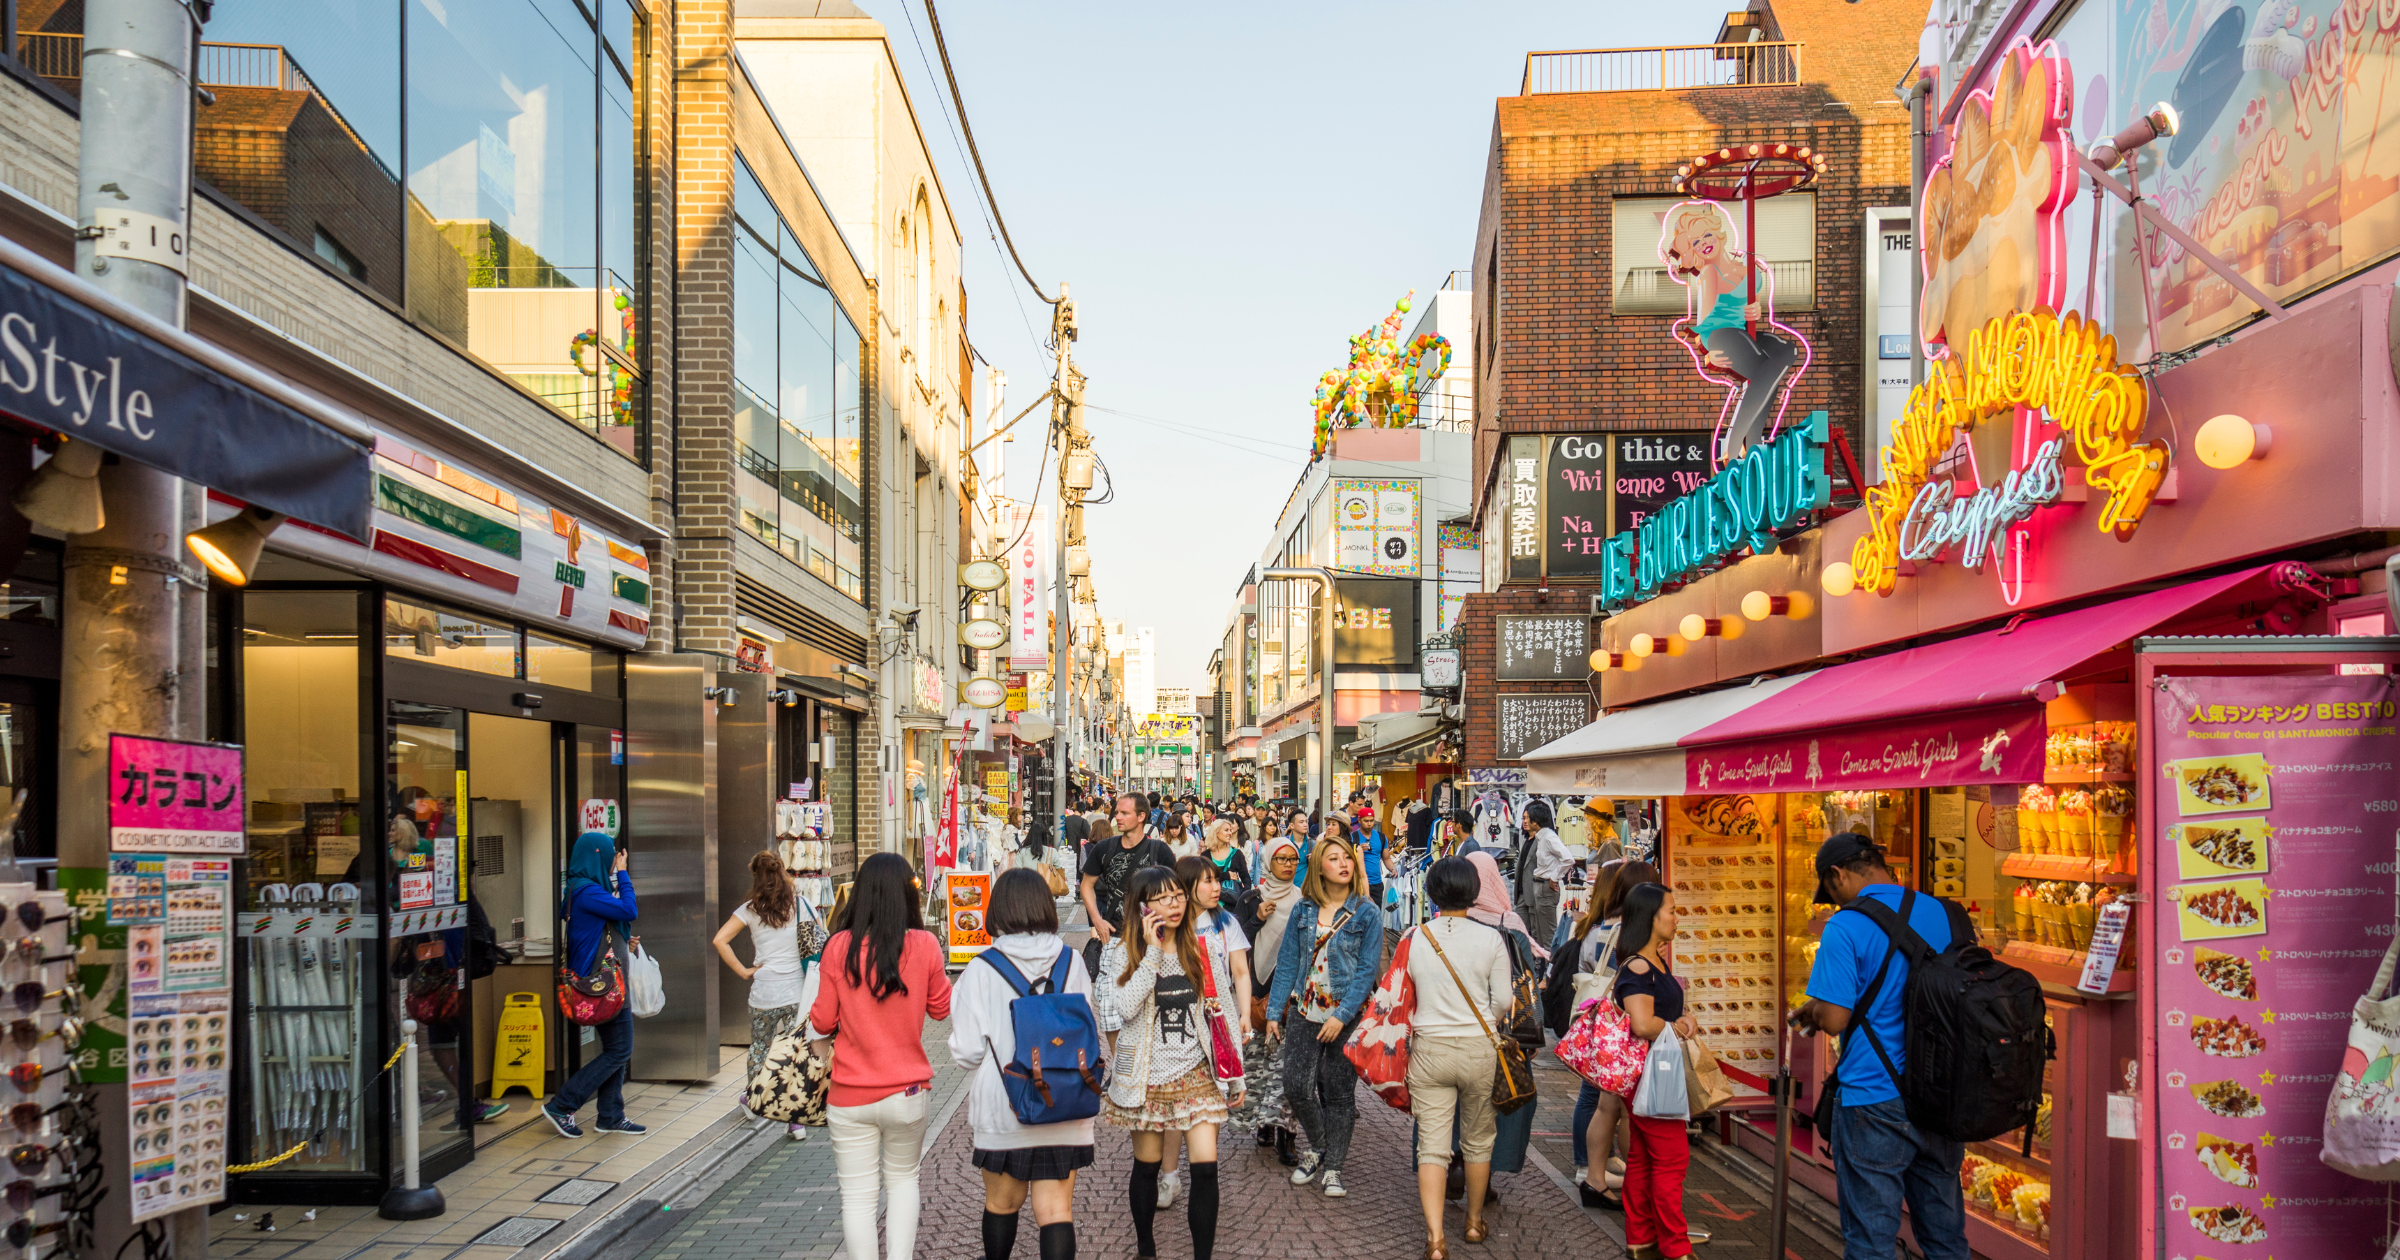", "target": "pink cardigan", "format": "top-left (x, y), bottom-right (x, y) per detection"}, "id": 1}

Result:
top-left (808, 929), bottom-right (953, 1107)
